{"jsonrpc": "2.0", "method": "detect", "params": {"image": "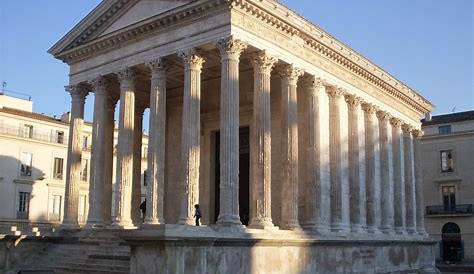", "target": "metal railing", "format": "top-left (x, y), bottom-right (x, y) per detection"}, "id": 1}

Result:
top-left (426, 204), bottom-right (473, 215)
top-left (0, 124), bottom-right (67, 145)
